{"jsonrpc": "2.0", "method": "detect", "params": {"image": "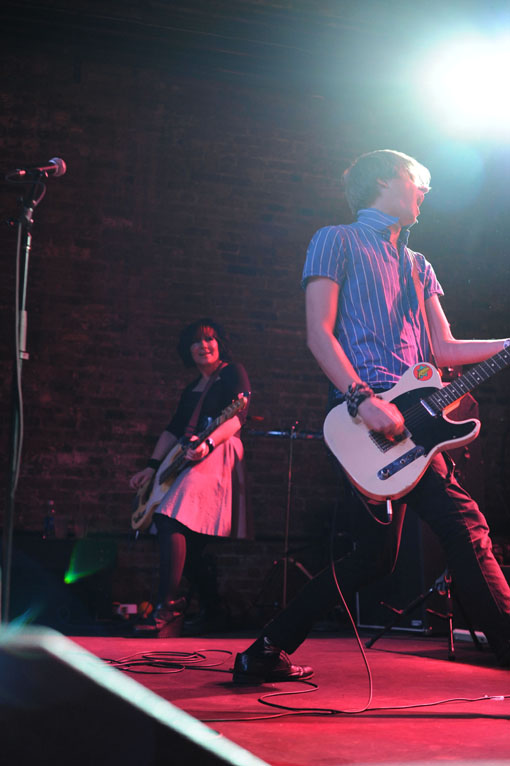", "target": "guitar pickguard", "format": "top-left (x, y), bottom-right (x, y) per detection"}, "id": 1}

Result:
top-left (391, 387), bottom-right (477, 455)
top-left (373, 387), bottom-right (478, 484)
